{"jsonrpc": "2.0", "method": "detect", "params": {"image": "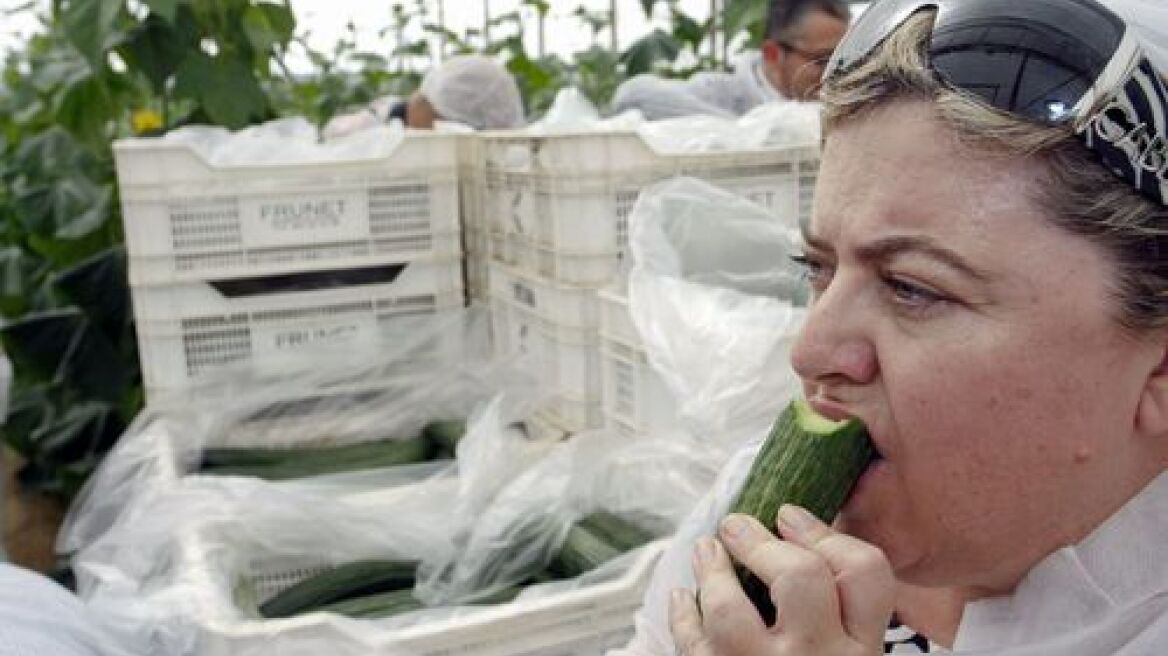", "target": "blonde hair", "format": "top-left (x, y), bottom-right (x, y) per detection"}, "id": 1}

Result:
top-left (820, 11), bottom-right (1168, 331)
